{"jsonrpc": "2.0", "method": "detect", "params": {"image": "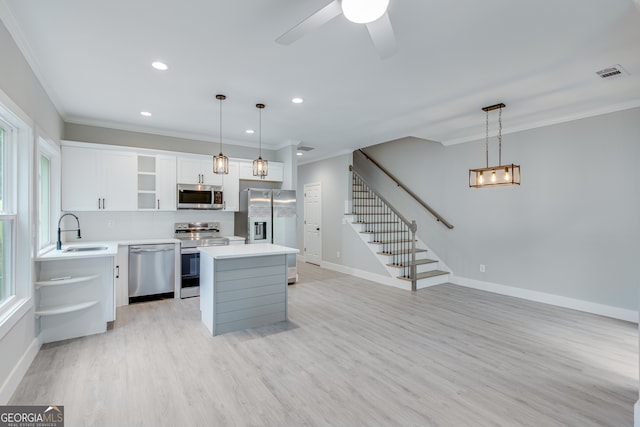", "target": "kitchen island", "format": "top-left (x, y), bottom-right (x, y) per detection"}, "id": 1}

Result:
top-left (199, 243), bottom-right (299, 336)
